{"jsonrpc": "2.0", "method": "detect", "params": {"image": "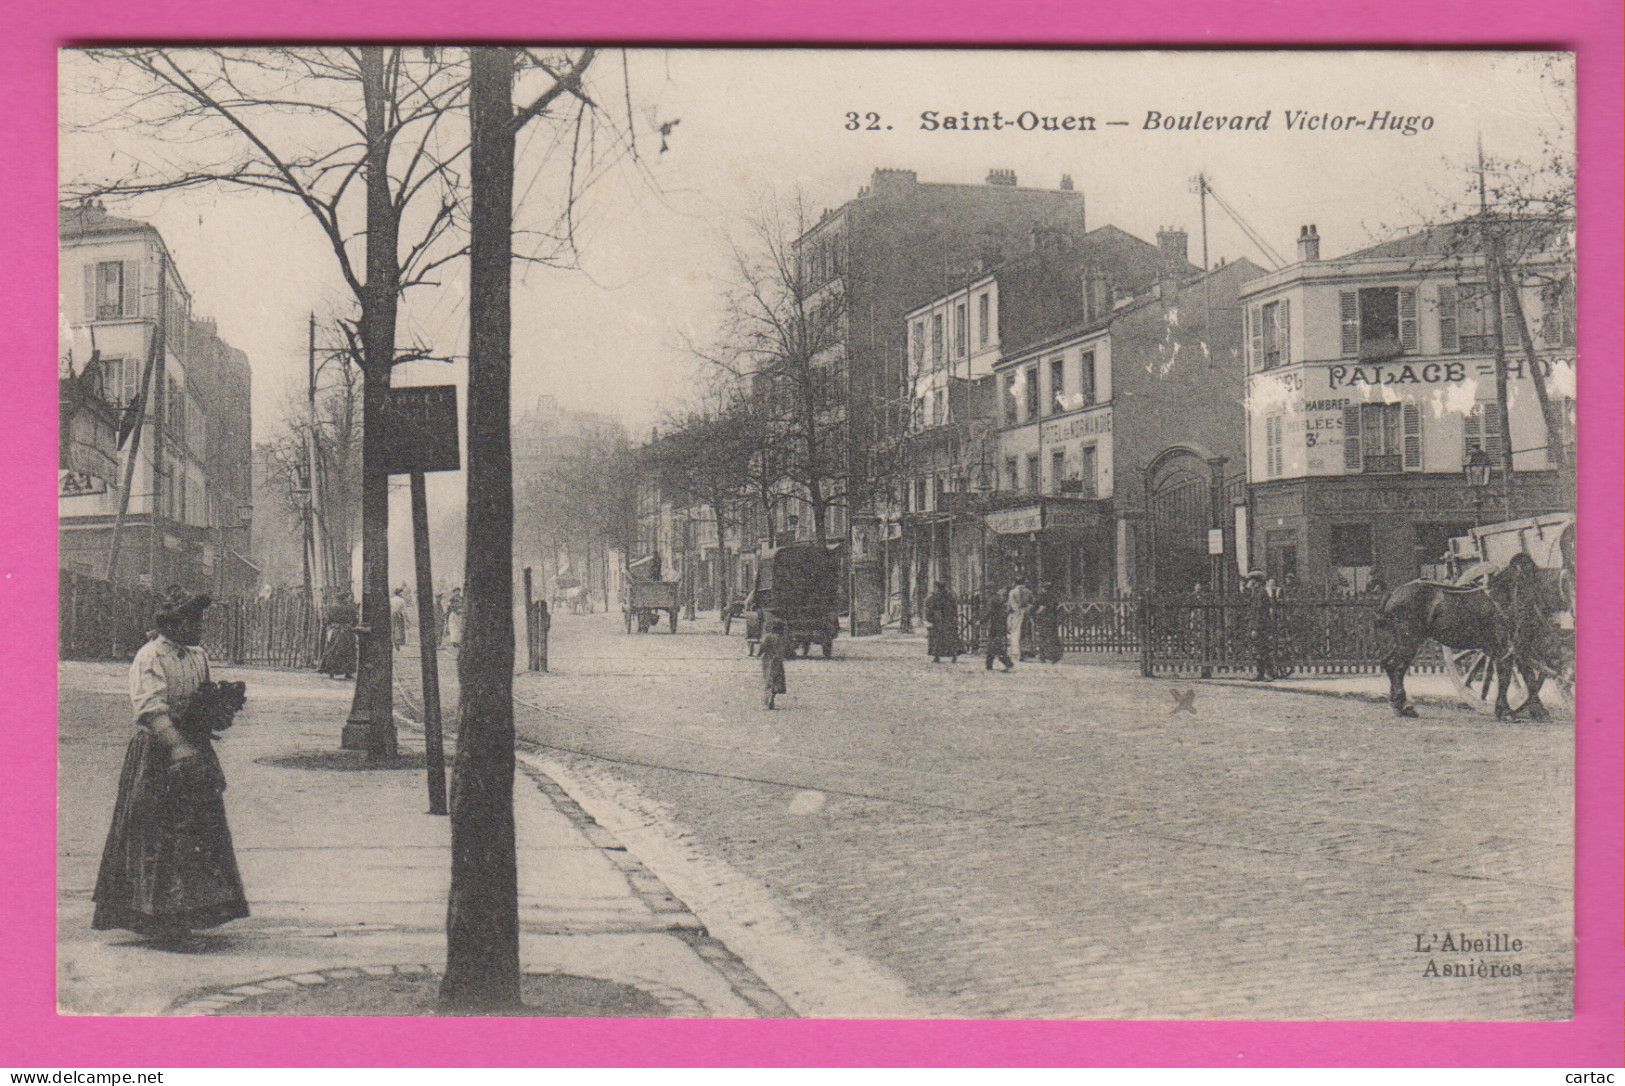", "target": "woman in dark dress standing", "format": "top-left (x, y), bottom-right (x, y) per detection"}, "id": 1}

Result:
top-left (93, 591), bottom-right (249, 939)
